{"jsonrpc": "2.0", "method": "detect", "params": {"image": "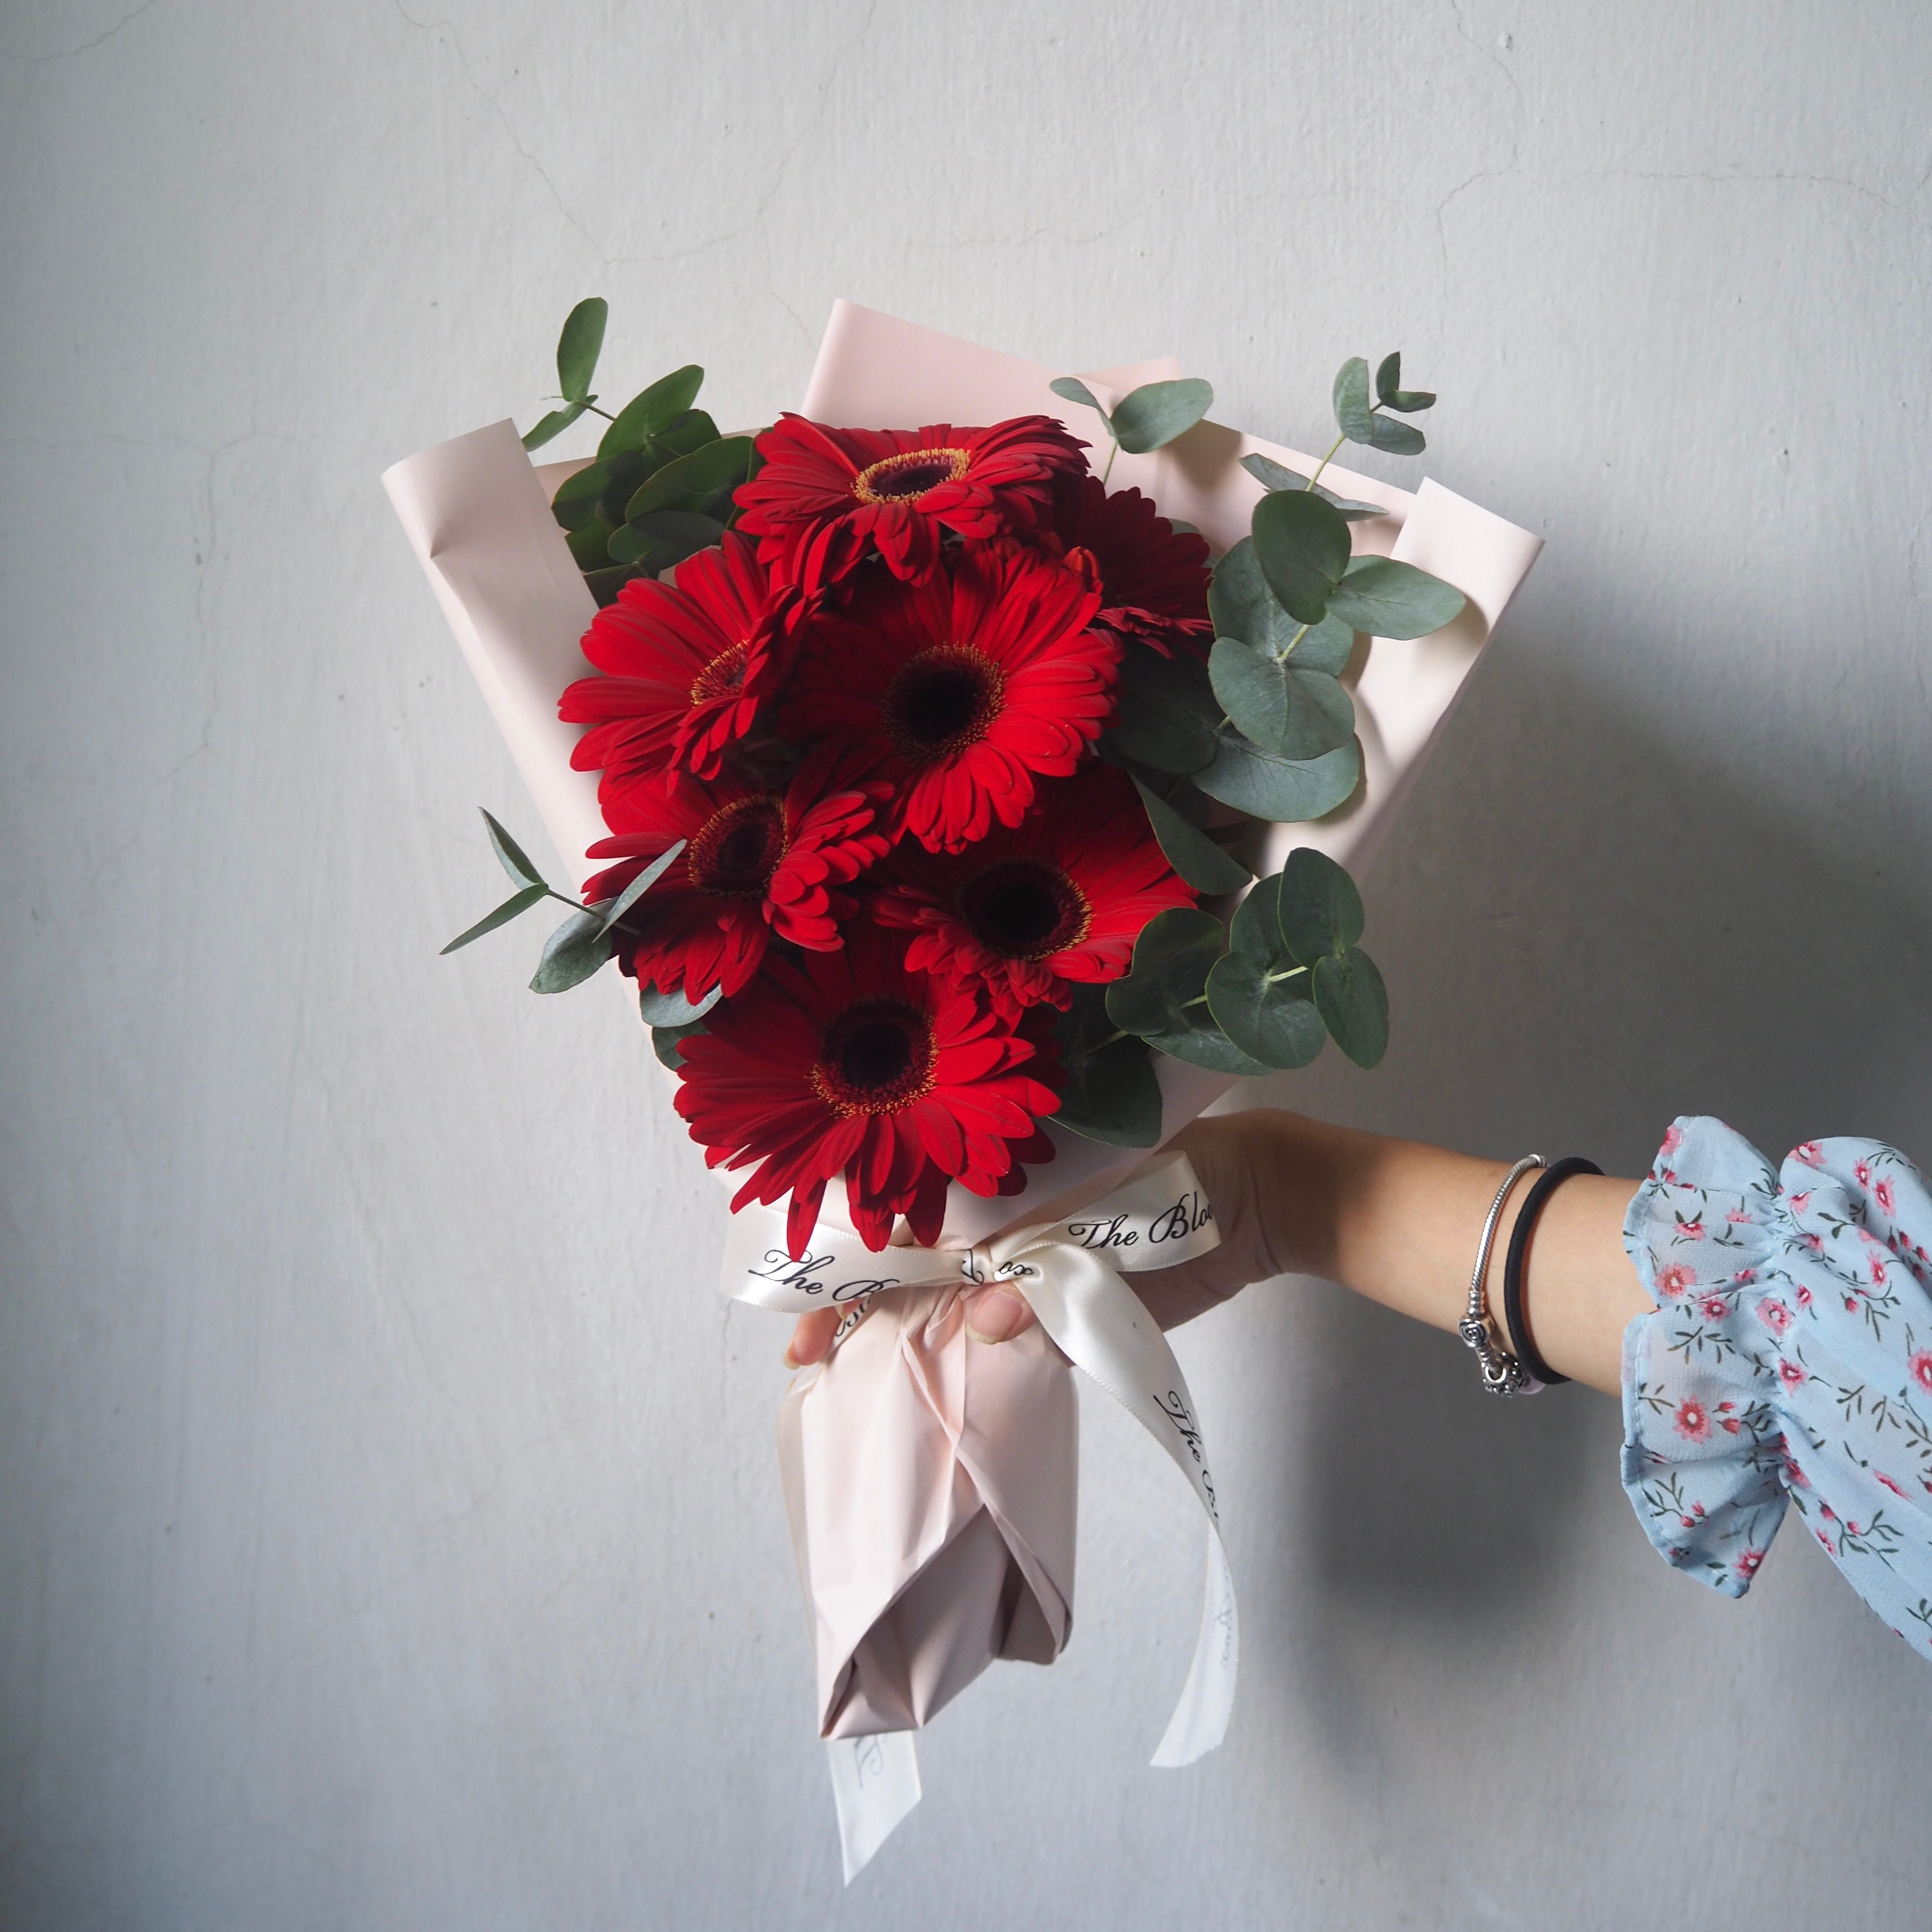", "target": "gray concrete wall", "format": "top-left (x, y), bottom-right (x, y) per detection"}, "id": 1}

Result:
top-left (3, 2), bottom-right (1928, 1924)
